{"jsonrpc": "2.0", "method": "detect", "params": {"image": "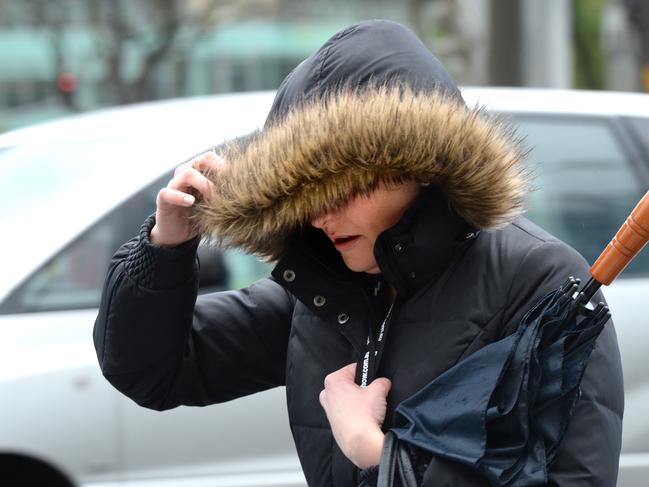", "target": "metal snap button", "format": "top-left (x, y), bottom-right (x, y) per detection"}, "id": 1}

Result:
top-left (394, 243), bottom-right (405, 252)
top-left (313, 295), bottom-right (326, 307)
top-left (282, 269), bottom-right (296, 282)
top-left (337, 313), bottom-right (350, 325)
